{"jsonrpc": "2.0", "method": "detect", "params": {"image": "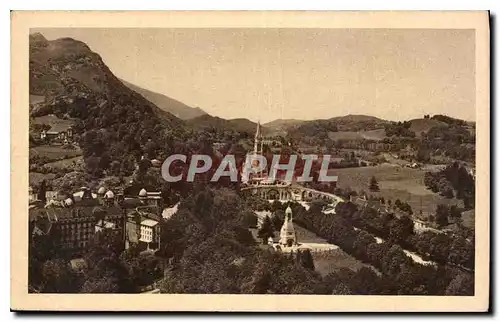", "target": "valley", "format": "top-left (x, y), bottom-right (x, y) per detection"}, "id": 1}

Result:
top-left (27, 32), bottom-right (476, 296)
